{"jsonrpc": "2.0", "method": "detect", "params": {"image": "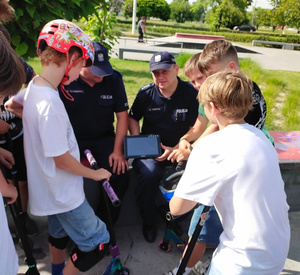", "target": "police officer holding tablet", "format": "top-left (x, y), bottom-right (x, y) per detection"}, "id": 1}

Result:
top-left (128, 51), bottom-right (198, 242)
